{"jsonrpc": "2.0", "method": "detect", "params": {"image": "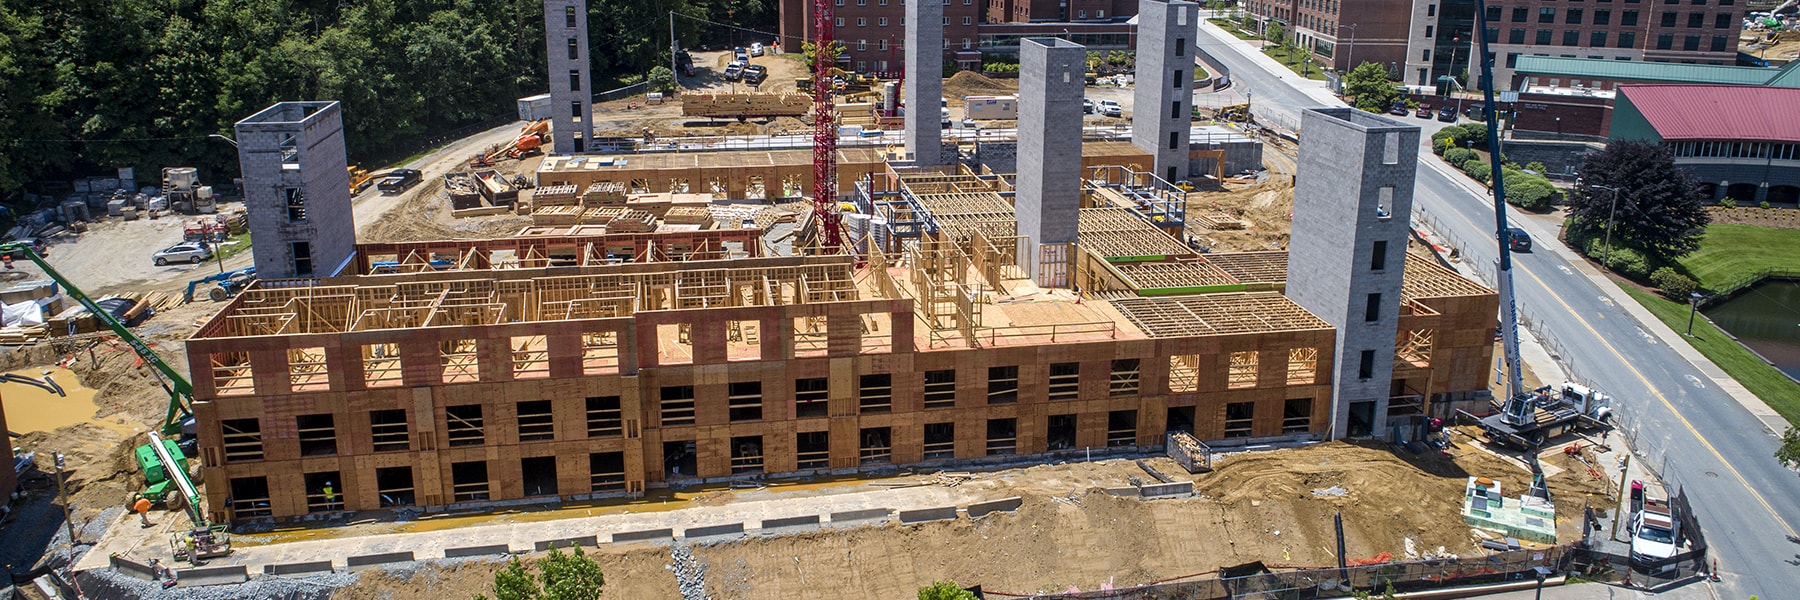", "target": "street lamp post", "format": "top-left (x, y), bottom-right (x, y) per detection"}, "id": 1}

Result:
top-left (1687, 292), bottom-right (1705, 336)
top-left (1591, 184), bottom-right (1623, 269)
top-left (207, 134), bottom-right (238, 148)
top-left (1342, 23), bottom-right (1358, 72)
